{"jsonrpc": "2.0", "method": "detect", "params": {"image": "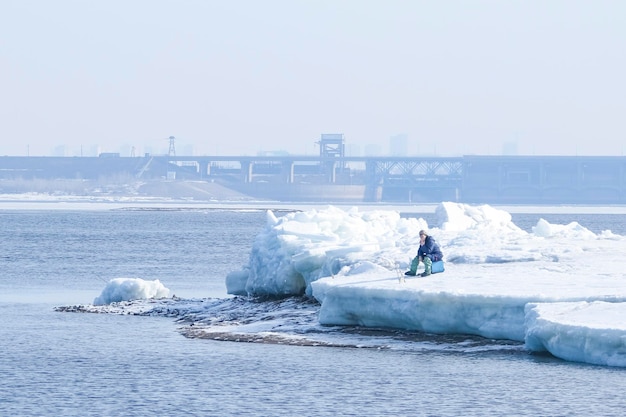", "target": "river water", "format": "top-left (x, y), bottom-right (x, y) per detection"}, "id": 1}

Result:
top-left (1, 208), bottom-right (625, 416)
